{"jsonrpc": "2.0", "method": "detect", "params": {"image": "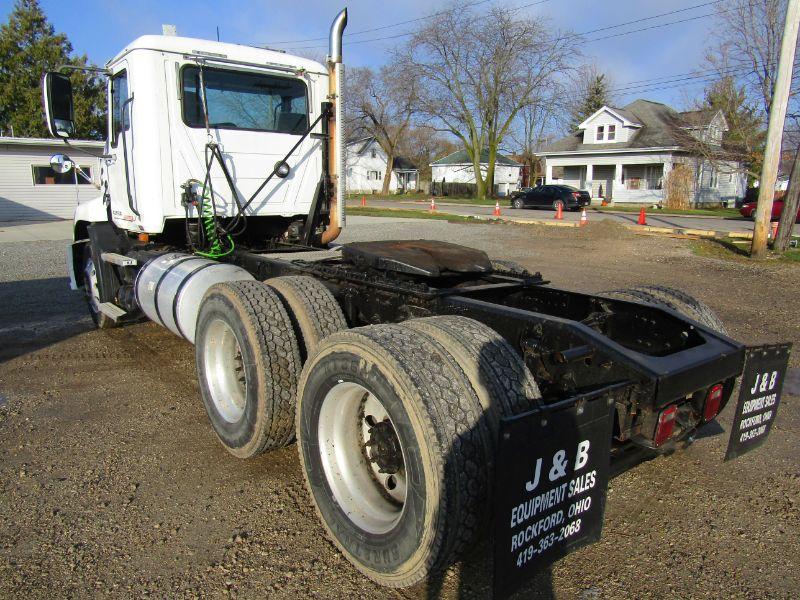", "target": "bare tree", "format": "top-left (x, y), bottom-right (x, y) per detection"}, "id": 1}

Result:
top-left (345, 65), bottom-right (418, 195)
top-left (399, 4), bottom-right (575, 199)
top-left (565, 64), bottom-right (617, 131)
top-left (396, 126), bottom-right (458, 184)
top-left (671, 74), bottom-right (766, 180)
